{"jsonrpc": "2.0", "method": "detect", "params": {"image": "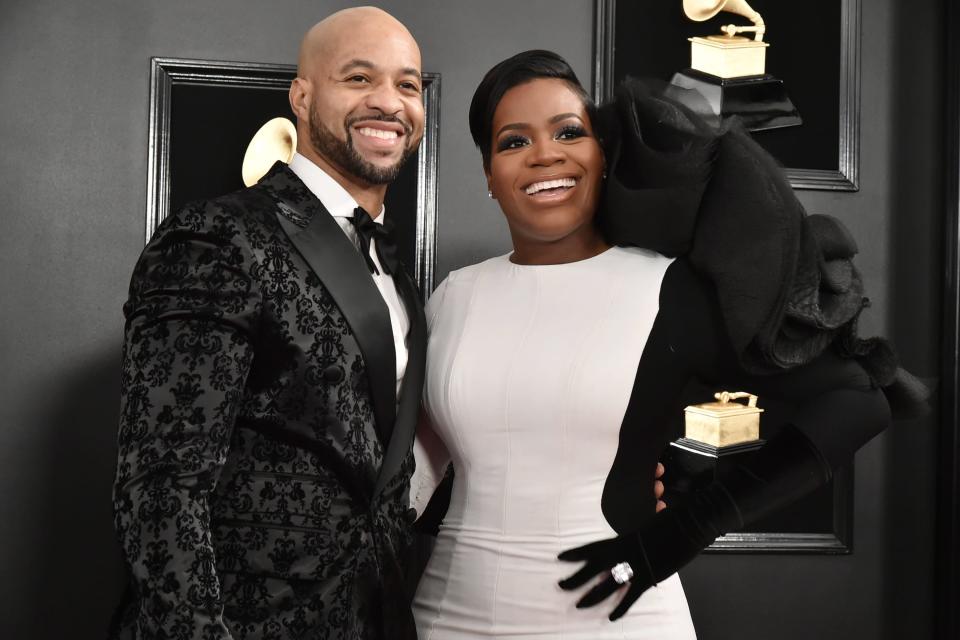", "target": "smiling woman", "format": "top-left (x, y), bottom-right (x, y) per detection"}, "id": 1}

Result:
top-left (408, 49), bottom-right (891, 639)
top-left (484, 78), bottom-right (608, 265)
